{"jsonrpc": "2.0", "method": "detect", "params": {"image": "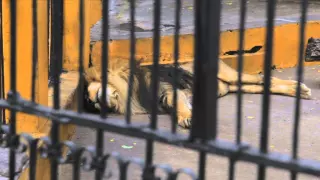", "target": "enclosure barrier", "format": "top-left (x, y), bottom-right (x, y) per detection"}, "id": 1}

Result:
top-left (0, 0), bottom-right (320, 180)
